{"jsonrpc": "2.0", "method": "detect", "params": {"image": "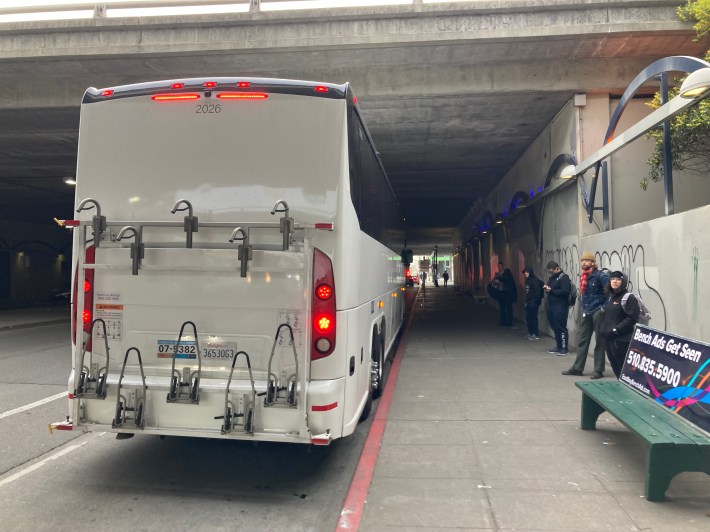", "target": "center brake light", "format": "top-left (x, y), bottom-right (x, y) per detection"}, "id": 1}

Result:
top-left (311, 248), bottom-right (336, 361)
top-left (72, 246), bottom-right (95, 350)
